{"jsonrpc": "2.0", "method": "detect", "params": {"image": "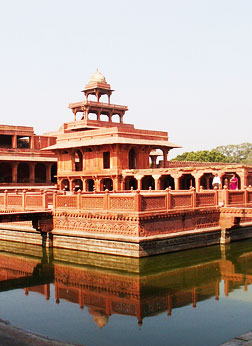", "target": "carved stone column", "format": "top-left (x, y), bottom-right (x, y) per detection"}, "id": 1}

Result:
top-left (69, 178), bottom-right (74, 192)
top-left (162, 148), bottom-right (169, 168)
top-left (153, 175), bottom-right (161, 190)
top-left (30, 162), bottom-right (35, 184)
top-left (12, 162), bottom-right (18, 183)
top-left (135, 175), bottom-right (143, 190)
top-left (12, 135), bottom-right (17, 149)
top-left (194, 174), bottom-right (201, 192)
top-left (174, 177), bottom-right (180, 190)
